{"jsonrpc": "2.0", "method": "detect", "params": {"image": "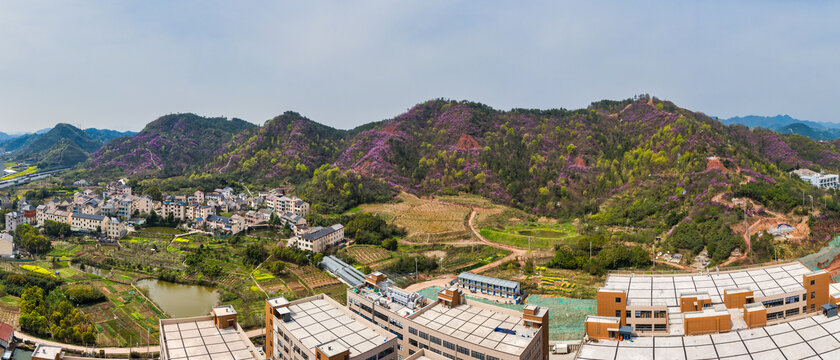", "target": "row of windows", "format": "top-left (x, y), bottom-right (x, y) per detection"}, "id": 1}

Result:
top-left (633, 324), bottom-right (667, 332)
top-left (460, 281), bottom-right (517, 291)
